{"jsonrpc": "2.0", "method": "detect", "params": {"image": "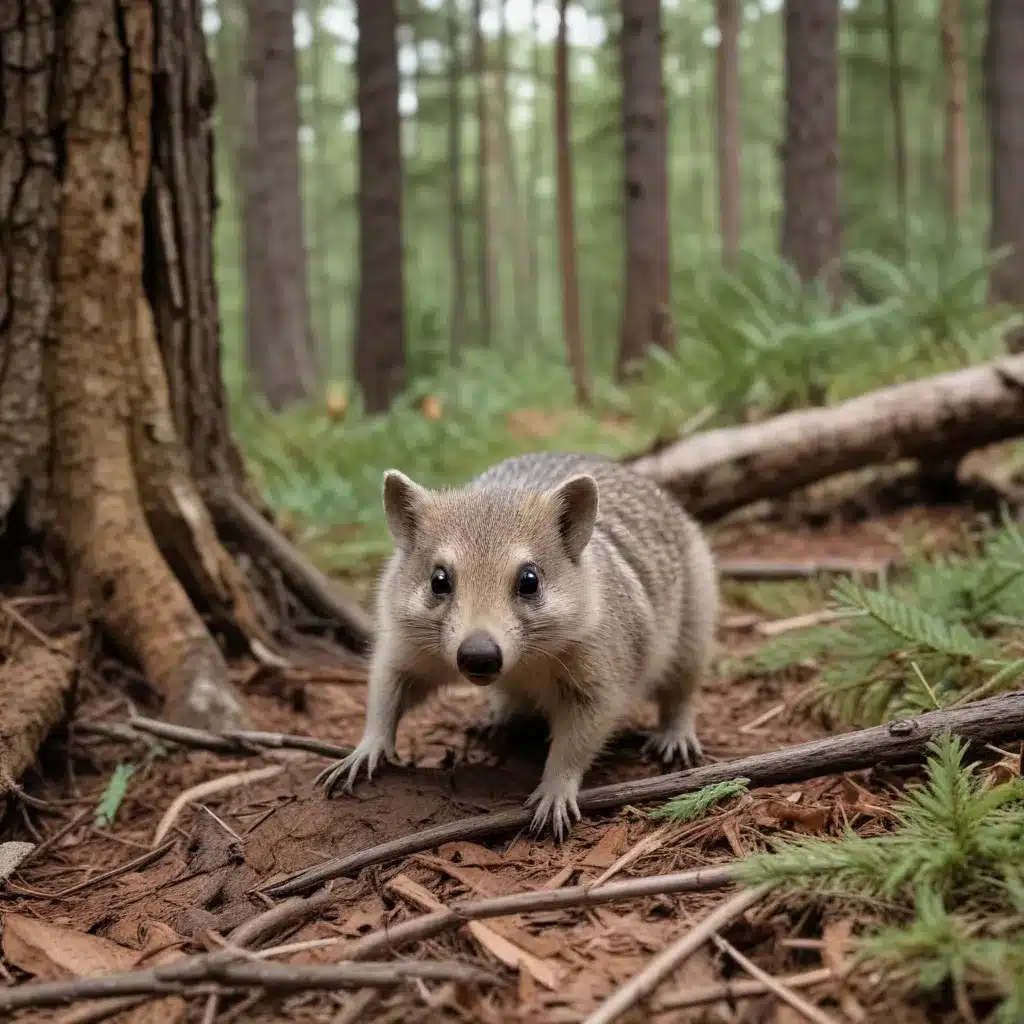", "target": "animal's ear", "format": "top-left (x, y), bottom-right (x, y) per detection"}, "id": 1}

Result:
top-left (383, 470), bottom-right (429, 548)
top-left (550, 474), bottom-right (599, 561)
